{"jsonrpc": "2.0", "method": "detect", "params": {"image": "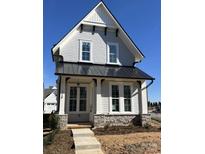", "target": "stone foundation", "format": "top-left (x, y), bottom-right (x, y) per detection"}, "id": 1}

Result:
top-left (140, 114), bottom-right (151, 127)
top-left (93, 114), bottom-right (151, 128)
top-left (58, 114), bottom-right (68, 129)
